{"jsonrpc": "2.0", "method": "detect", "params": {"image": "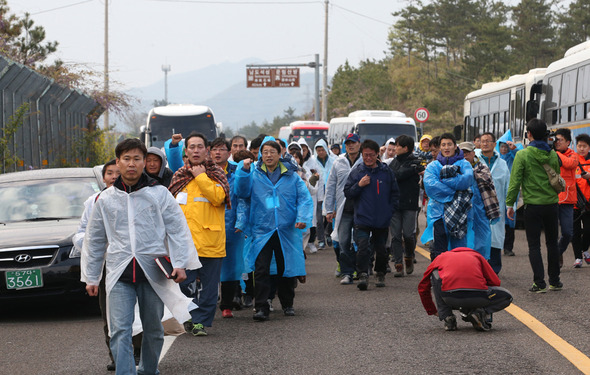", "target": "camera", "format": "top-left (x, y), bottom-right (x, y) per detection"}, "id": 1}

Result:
top-left (546, 131), bottom-right (557, 148)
